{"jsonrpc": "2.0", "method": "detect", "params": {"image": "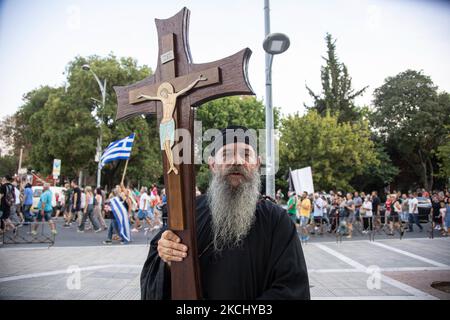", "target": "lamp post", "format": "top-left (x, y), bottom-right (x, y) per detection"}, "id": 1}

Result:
top-left (82, 64), bottom-right (106, 188)
top-left (263, 0), bottom-right (290, 198)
